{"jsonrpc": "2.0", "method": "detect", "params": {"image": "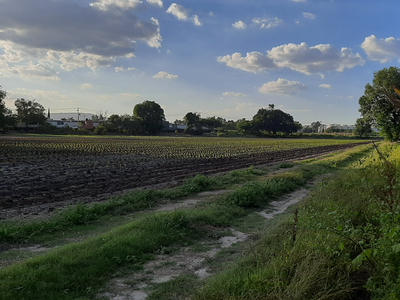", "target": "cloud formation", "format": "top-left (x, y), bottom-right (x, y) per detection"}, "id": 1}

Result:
top-left (252, 17), bottom-right (283, 29)
top-left (302, 12), bottom-right (315, 19)
top-left (89, 0), bottom-right (142, 11)
top-left (79, 83), bottom-right (93, 90)
top-left (259, 78), bottom-right (307, 95)
top-left (147, 0), bottom-right (163, 8)
top-left (361, 35), bottom-right (400, 63)
top-left (166, 3), bottom-right (201, 26)
top-left (217, 52), bottom-right (277, 73)
top-left (222, 92), bottom-right (247, 97)
top-left (0, 0), bottom-right (162, 78)
top-left (6, 88), bottom-right (75, 104)
top-left (319, 84), bottom-right (332, 89)
top-left (268, 42), bottom-right (365, 74)
top-left (232, 21), bottom-right (247, 29)
top-left (153, 71), bottom-right (179, 79)
top-left (218, 43), bottom-right (364, 75)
